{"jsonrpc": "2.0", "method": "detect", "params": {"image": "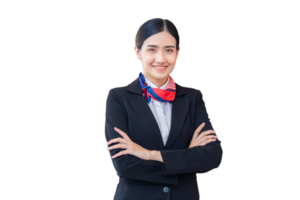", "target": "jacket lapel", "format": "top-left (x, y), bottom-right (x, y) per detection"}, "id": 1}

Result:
top-left (126, 77), bottom-right (189, 150)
